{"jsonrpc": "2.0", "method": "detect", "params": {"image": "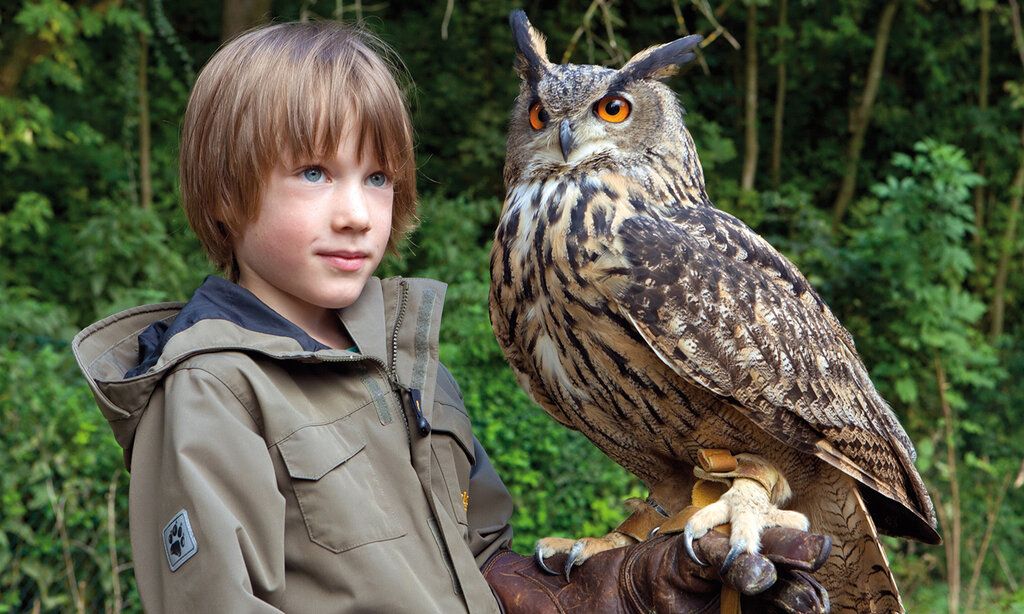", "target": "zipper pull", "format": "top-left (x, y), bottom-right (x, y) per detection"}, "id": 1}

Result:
top-left (406, 388), bottom-right (431, 436)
